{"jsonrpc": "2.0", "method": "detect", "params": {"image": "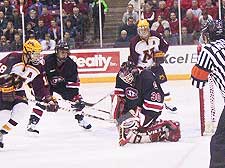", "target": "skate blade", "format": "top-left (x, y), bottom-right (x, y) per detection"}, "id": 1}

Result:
top-left (25, 131), bottom-right (40, 137)
top-left (0, 142), bottom-right (4, 148)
